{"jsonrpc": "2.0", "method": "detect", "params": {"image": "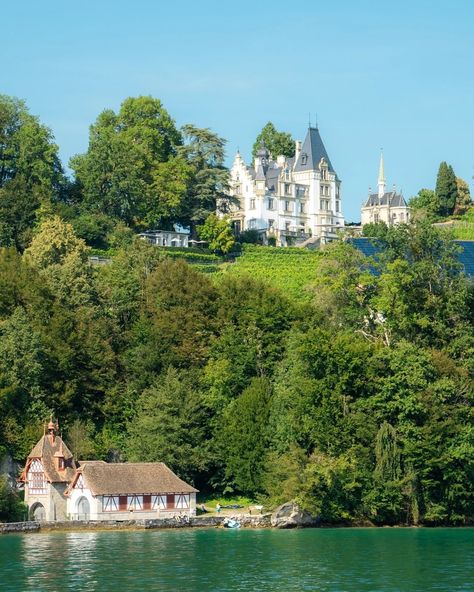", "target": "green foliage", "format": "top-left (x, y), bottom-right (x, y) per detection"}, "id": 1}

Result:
top-left (435, 162), bottom-right (458, 217)
top-left (217, 377), bottom-right (271, 495)
top-left (179, 125), bottom-right (229, 230)
top-left (0, 476), bottom-right (26, 522)
top-left (70, 96), bottom-right (184, 227)
top-left (222, 244), bottom-right (322, 301)
top-left (252, 122), bottom-right (295, 160)
top-left (409, 189), bottom-right (440, 219)
top-left (362, 221), bottom-right (388, 238)
top-left (198, 214), bottom-right (235, 254)
top-left (126, 367), bottom-right (211, 486)
top-left (0, 95), bottom-right (64, 250)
